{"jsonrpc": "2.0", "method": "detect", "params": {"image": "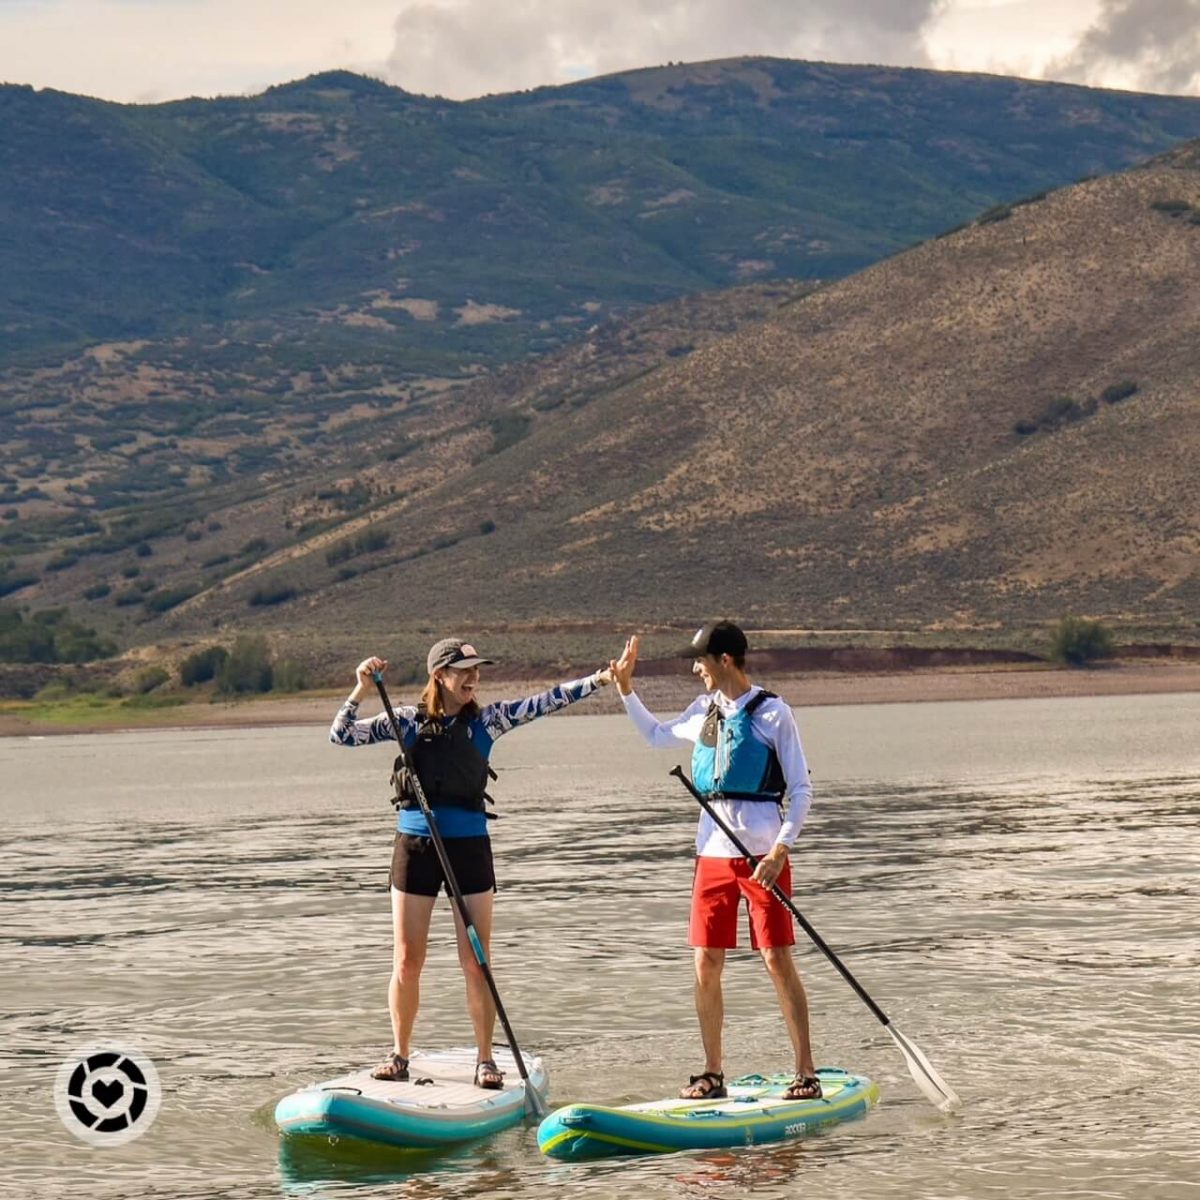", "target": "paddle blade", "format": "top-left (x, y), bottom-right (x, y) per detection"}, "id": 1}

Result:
top-left (524, 1080), bottom-right (548, 1120)
top-left (887, 1024), bottom-right (962, 1112)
